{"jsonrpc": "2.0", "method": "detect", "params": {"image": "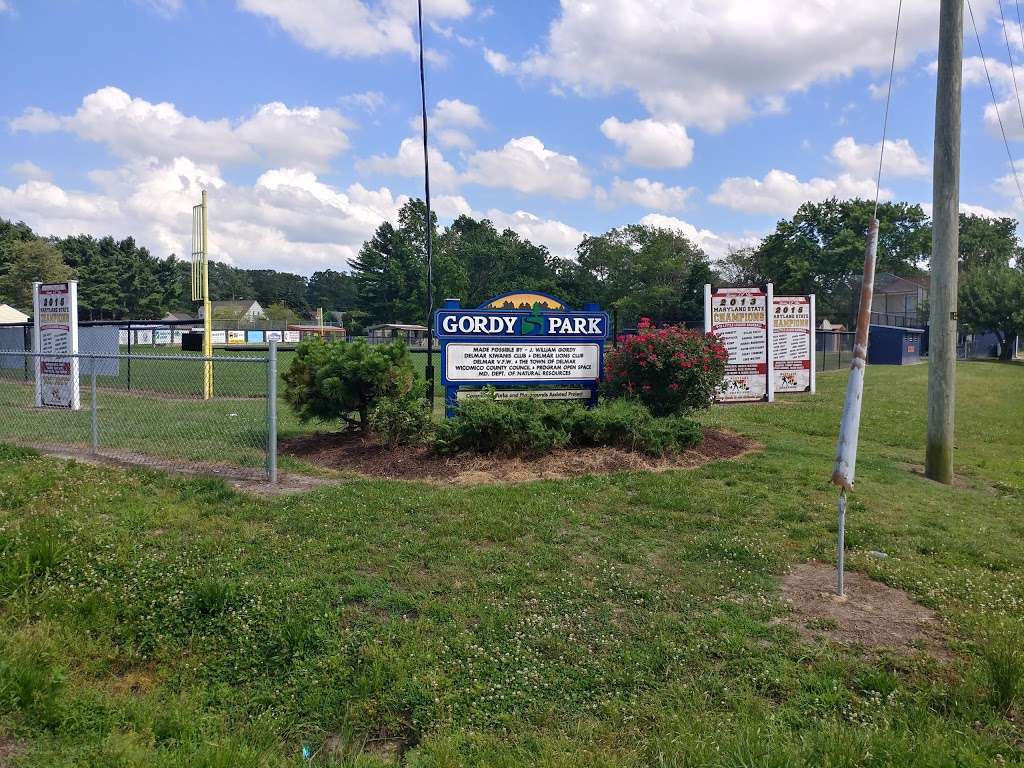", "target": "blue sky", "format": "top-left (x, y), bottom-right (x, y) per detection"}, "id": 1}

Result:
top-left (1, 0), bottom-right (1021, 275)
